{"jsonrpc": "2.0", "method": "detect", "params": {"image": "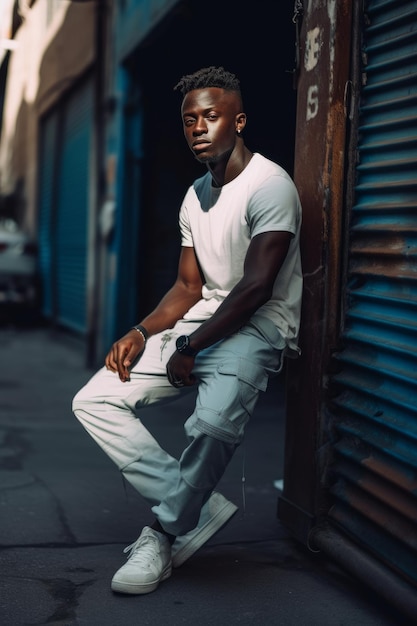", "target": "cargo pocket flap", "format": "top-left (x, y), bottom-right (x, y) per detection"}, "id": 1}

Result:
top-left (218, 358), bottom-right (268, 392)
